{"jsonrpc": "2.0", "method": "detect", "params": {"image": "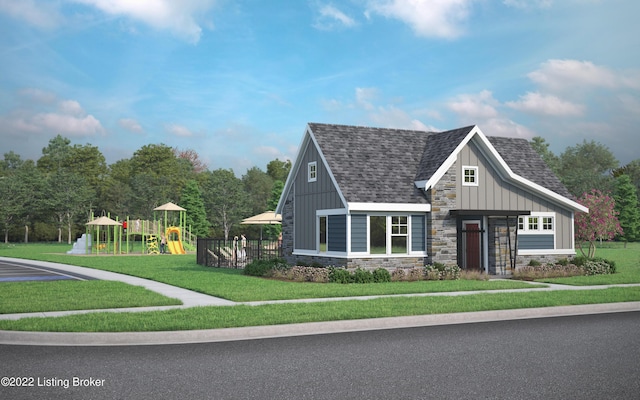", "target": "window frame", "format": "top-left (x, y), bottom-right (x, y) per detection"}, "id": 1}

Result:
top-left (518, 213), bottom-right (555, 234)
top-left (308, 161), bottom-right (317, 182)
top-left (462, 165), bottom-right (479, 187)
